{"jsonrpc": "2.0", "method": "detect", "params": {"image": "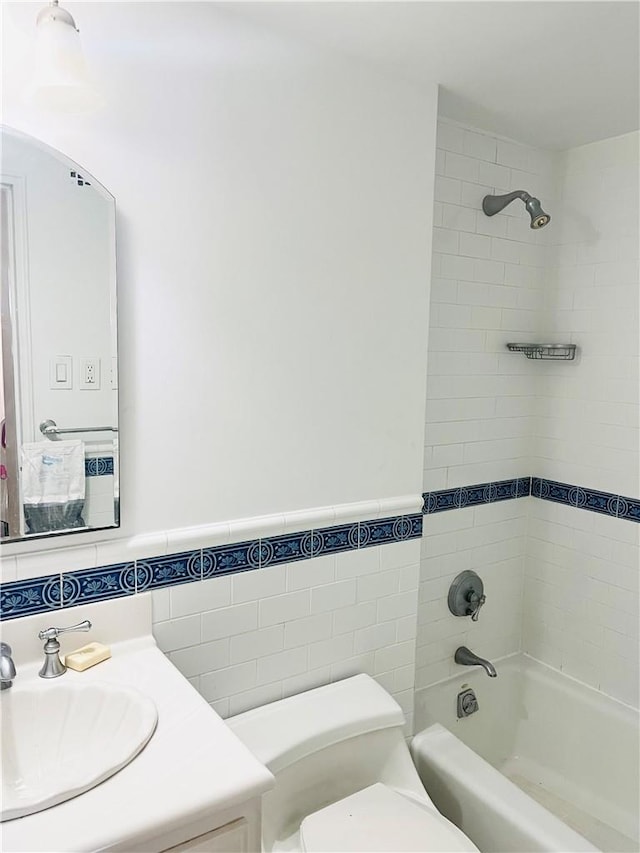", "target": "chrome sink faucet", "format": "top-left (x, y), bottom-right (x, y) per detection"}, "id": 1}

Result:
top-left (454, 646), bottom-right (497, 678)
top-left (38, 620), bottom-right (92, 678)
top-left (0, 643), bottom-right (17, 690)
